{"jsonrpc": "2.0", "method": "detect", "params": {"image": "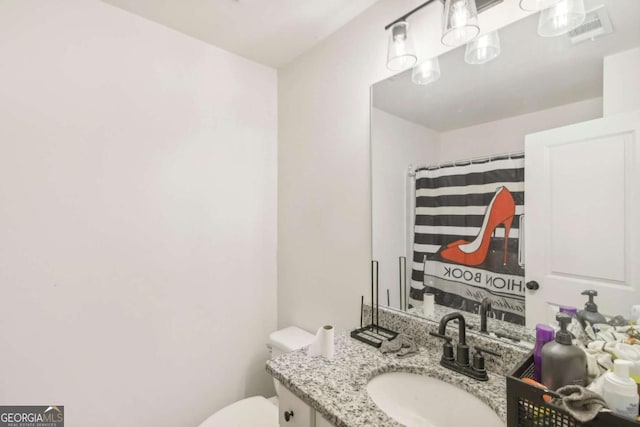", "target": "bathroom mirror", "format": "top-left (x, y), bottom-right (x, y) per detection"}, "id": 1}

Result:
top-left (371, 0), bottom-right (640, 345)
